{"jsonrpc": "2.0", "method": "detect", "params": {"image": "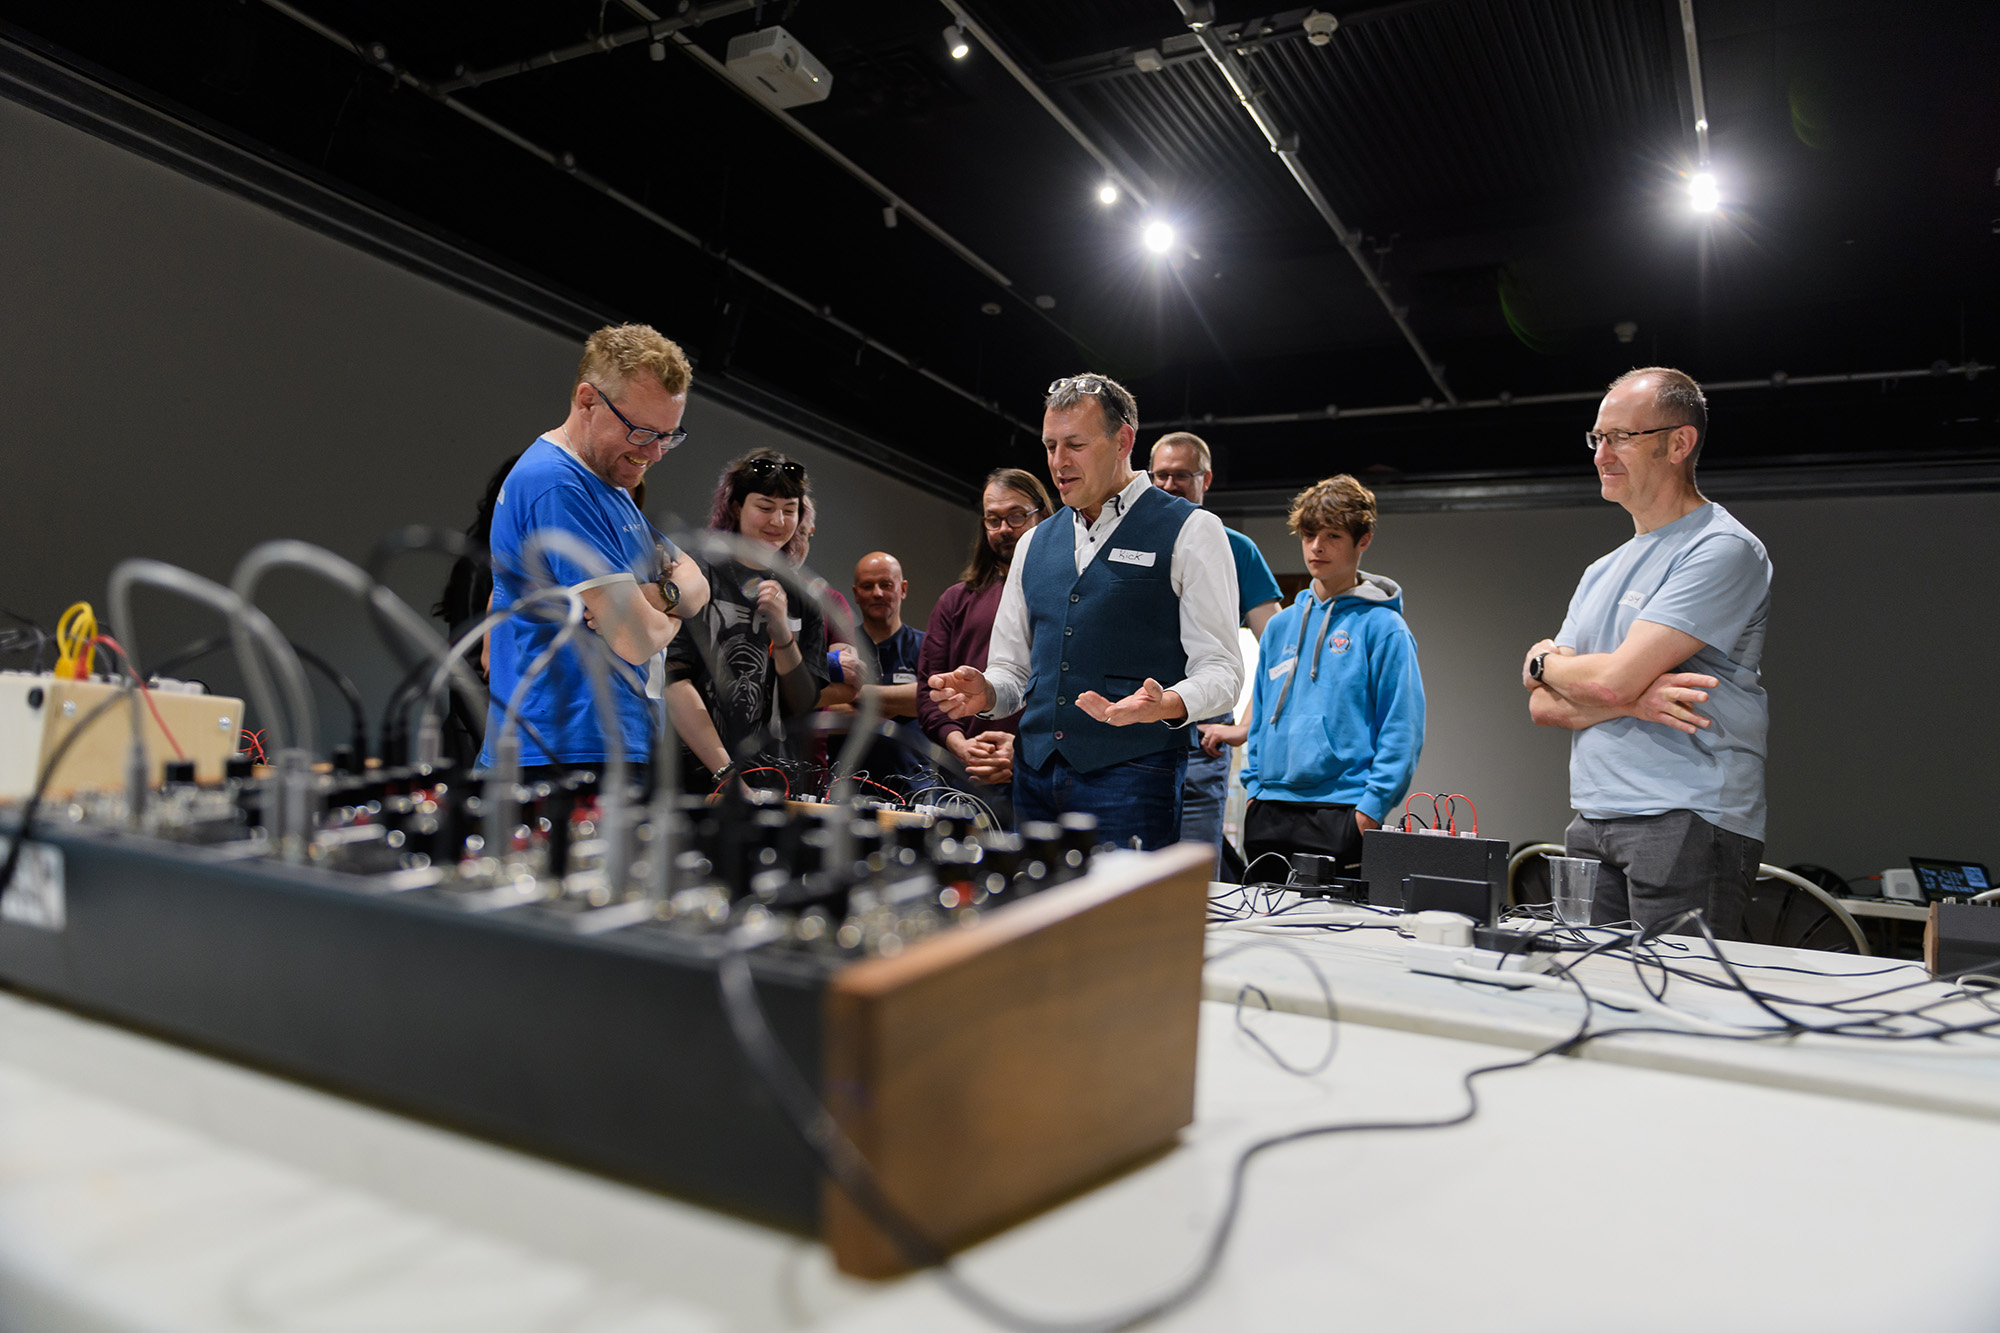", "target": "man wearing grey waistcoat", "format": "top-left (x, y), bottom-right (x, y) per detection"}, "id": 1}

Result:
top-left (929, 373), bottom-right (1244, 851)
